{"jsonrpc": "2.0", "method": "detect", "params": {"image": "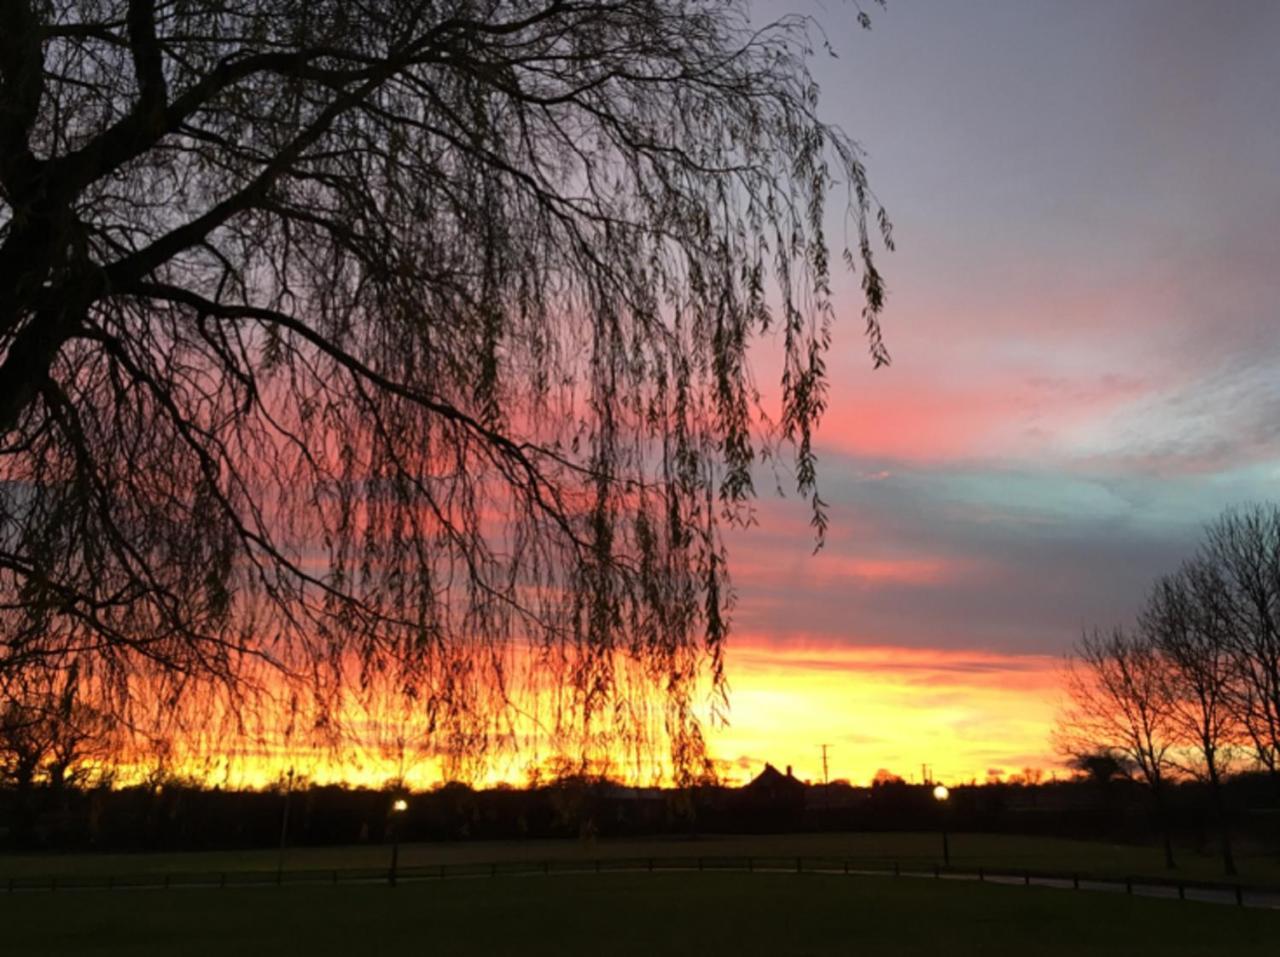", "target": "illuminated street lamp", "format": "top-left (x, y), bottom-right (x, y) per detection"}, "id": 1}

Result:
top-left (933, 783), bottom-right (951, 867)
top-left (388, 796), bottom-right (409, 886)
